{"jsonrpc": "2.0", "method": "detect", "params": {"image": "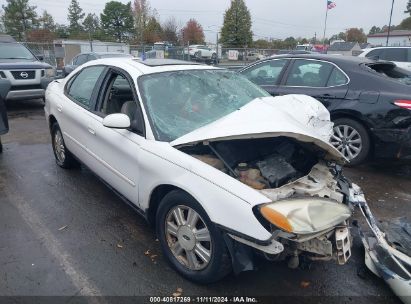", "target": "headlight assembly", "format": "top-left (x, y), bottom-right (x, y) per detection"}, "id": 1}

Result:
top-left (45, 68), bottom-right (56, 77)
top-left (259, 198), bottom-right (351, 235)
